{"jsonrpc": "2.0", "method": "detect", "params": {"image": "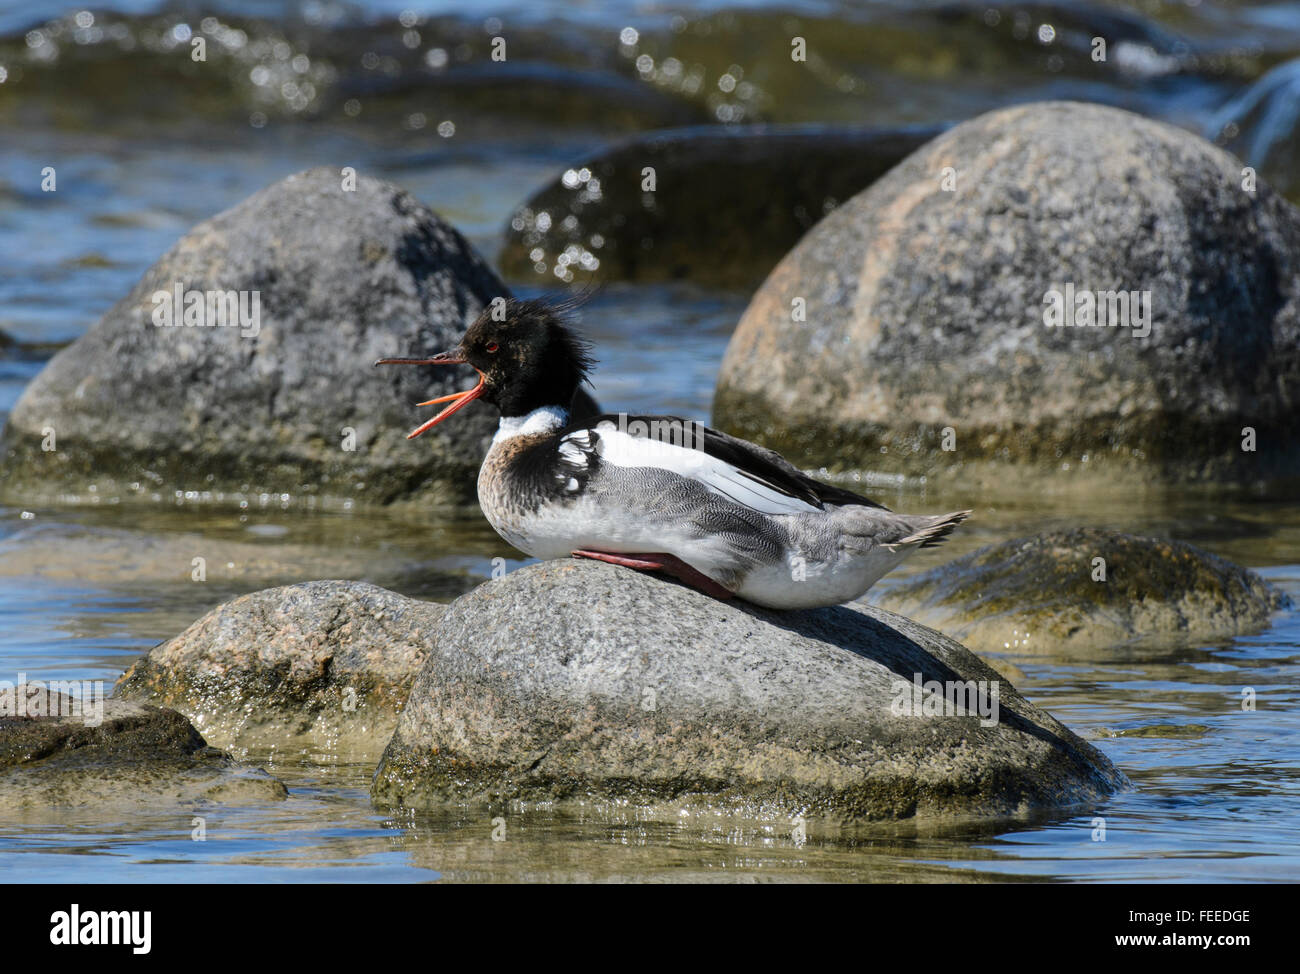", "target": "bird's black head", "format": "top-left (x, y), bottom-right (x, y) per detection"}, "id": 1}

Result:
top-left (459, 297), bottom-right (595, 418)
top-left (375, 296), bottom-right (595, 439)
